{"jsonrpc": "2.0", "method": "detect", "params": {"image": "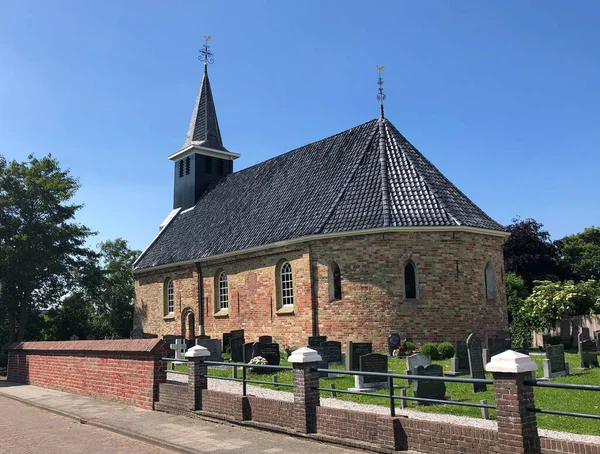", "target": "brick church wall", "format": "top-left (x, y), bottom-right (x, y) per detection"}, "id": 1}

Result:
top-left (134, 230), bottom-right (508, 350)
